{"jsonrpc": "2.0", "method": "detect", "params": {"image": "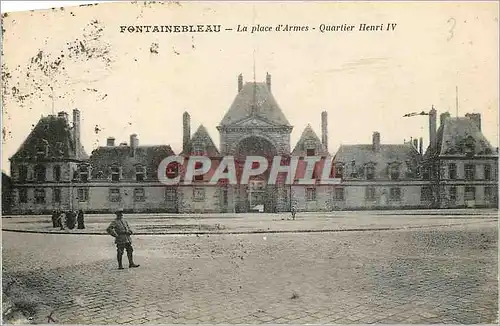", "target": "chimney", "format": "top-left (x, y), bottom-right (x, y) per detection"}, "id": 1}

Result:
top-left (372, 131), bottom-right (381, 152)
top-left (183, 111), bottom-right (191, 153)
top-left (440, 112), bottom-right (451, 126)
top-left (321, 111), bottom-right (328, 151)
top-left (106, 137), bottom-right (115, 146)
top-left (429, 107), bottom-right (437, 151)
top-left (130, 134), bottom-right (138, 157)
top-left (419, 137), bottom-right (423, 154)
top-left (57, 111), bottom-right (69, 123)
top-left (266, 72), bottom-right (271, 92)
top-left (238, 74), bottom-right (243, 92)
top-left (72, 109), bottom-right (81, 146)
top-left (465, 113), bottom-right (481, 131)
top-left (413, 138), bottom-right (418, 150)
